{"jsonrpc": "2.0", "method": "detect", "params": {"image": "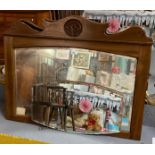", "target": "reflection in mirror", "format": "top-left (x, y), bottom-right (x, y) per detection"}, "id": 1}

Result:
top-left (14, 47), bottom-right (137, 134)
